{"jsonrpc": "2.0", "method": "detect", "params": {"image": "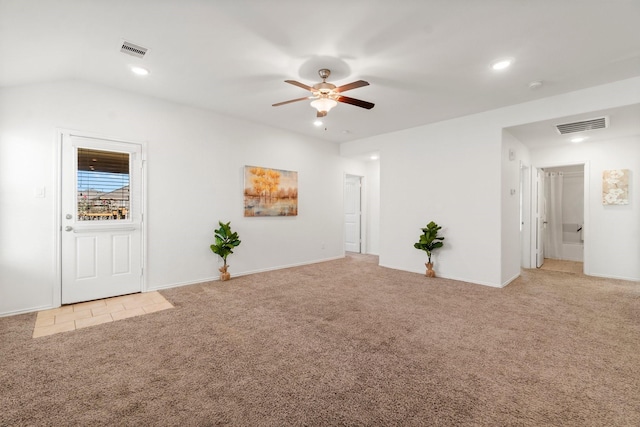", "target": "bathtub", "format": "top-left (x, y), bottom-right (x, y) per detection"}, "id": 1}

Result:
top-left (562, 223), bottom-right (583, 262)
